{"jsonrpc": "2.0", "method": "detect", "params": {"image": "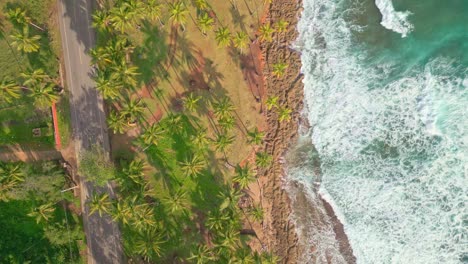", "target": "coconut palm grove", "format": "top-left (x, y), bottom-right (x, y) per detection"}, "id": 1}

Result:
top-left (0, 0), bottom-right (296, 263)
